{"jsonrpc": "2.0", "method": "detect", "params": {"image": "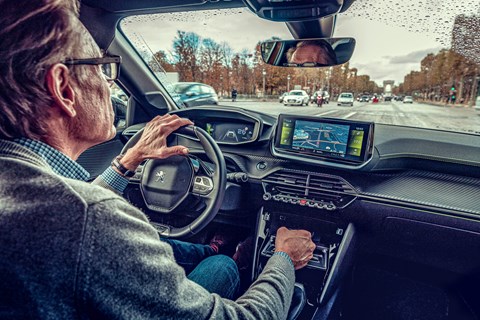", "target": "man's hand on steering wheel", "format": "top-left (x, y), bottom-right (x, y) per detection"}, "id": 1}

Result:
top-left (120, 114), bottom-right (193, 171)
top-left (118, 114), bottom-right (226, 238)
